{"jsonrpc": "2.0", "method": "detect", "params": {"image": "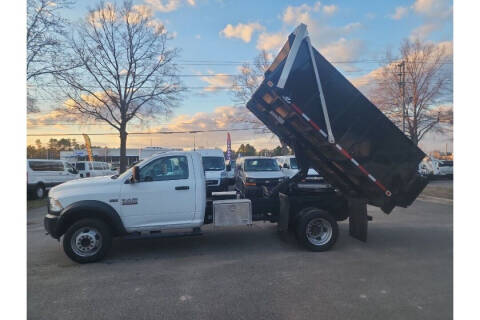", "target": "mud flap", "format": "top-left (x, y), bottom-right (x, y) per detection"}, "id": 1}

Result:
top-left (278, 193), bottom-right (290, 234)
top-left (348, 198), bottom-right (368, 242)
